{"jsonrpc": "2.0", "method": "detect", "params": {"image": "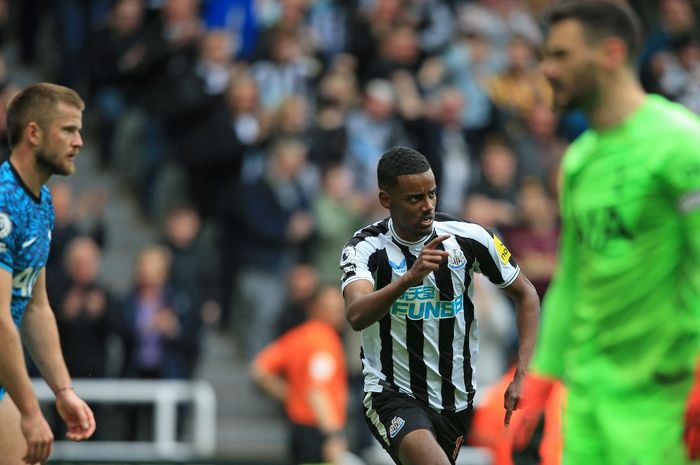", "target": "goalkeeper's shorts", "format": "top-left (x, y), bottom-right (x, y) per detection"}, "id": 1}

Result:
top-left (564, 377), bottom-right (693, 465)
